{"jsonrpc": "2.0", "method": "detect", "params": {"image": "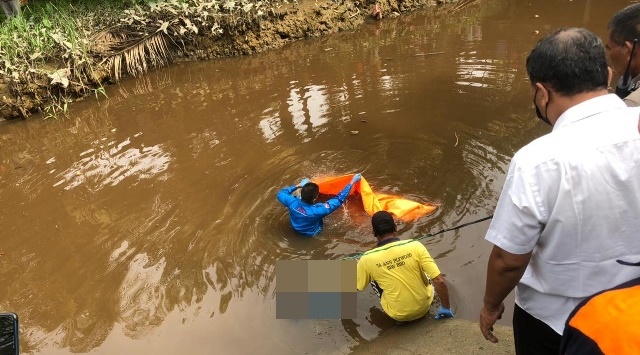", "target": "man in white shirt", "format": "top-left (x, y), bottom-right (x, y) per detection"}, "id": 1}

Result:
top-left (479, 27), bottom-right (640, 355)
top-left (607, 3), bottom-right (640, 106)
